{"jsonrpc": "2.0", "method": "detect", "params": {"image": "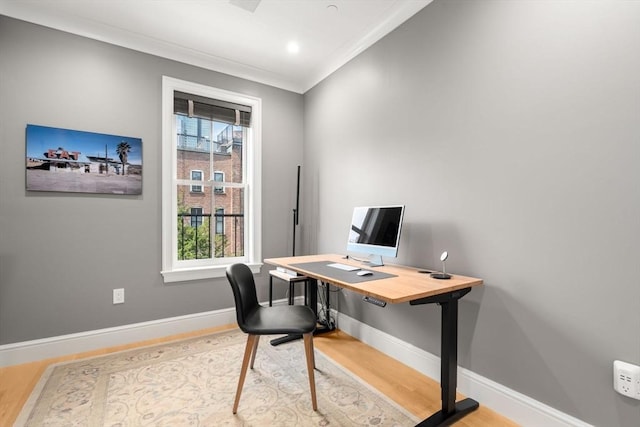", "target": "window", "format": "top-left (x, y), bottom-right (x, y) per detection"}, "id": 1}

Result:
top-left (191, 170), bottom-right (203, 193)
top-left (214, 171), bottom-right (225, 194)
top-left (162, 77), bottom-right (262, 282)
top-left (215, 208), bottom-right (225, 234)
top-left (190, 207), bottom-right (203, 227)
